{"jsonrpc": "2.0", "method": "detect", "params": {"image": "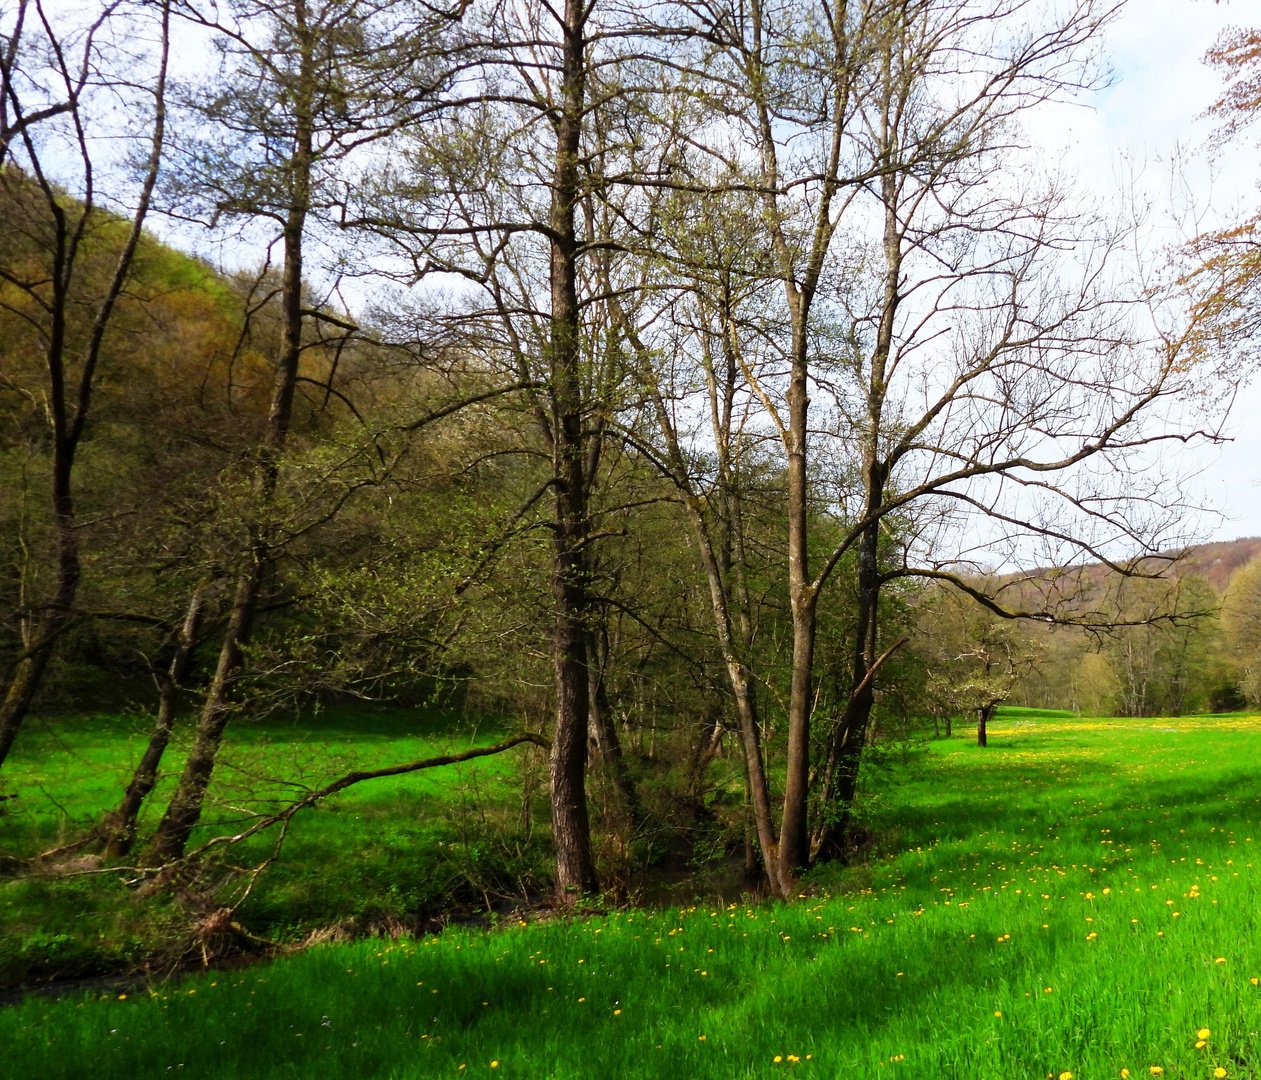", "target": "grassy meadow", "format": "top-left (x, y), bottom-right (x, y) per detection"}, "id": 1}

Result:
top-left (4, 709), bottom-right (1261, 1078)
top-left (0, 705), bottom-right (551, 988)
